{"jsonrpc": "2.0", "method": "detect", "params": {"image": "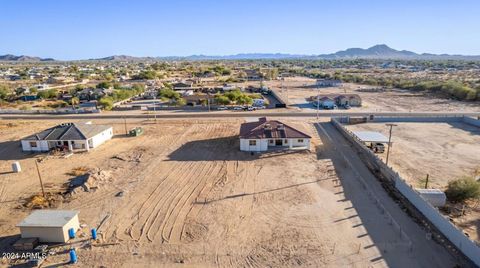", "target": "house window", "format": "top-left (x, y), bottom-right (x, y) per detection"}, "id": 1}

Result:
top-left (284, 139), bottom-right (288, 144)
top-left (298, 139), bottom-right (304, 143)
top-left (29, 141), bottom-right (37, 148)
top-left (269, 140), bottom-right (274, 144)
top-left (249, 140), bottom-right (257, 146)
